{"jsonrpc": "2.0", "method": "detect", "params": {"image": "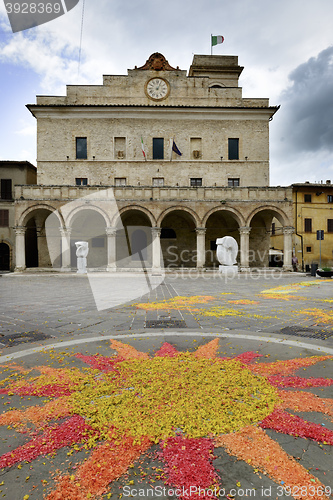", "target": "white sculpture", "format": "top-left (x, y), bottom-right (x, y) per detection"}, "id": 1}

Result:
top-left (75, 241), bottom-right (89, 274)
top-left (216, 236), bottom-right (238, 273)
